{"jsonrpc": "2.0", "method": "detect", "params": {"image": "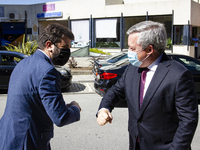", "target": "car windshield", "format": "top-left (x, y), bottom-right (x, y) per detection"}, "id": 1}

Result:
top-left (113, 58), bottom-right (129, 67)
top-left (106, 52), bottom-right (127, 63)
top-left (173, 55), bottom-right (200, 71)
